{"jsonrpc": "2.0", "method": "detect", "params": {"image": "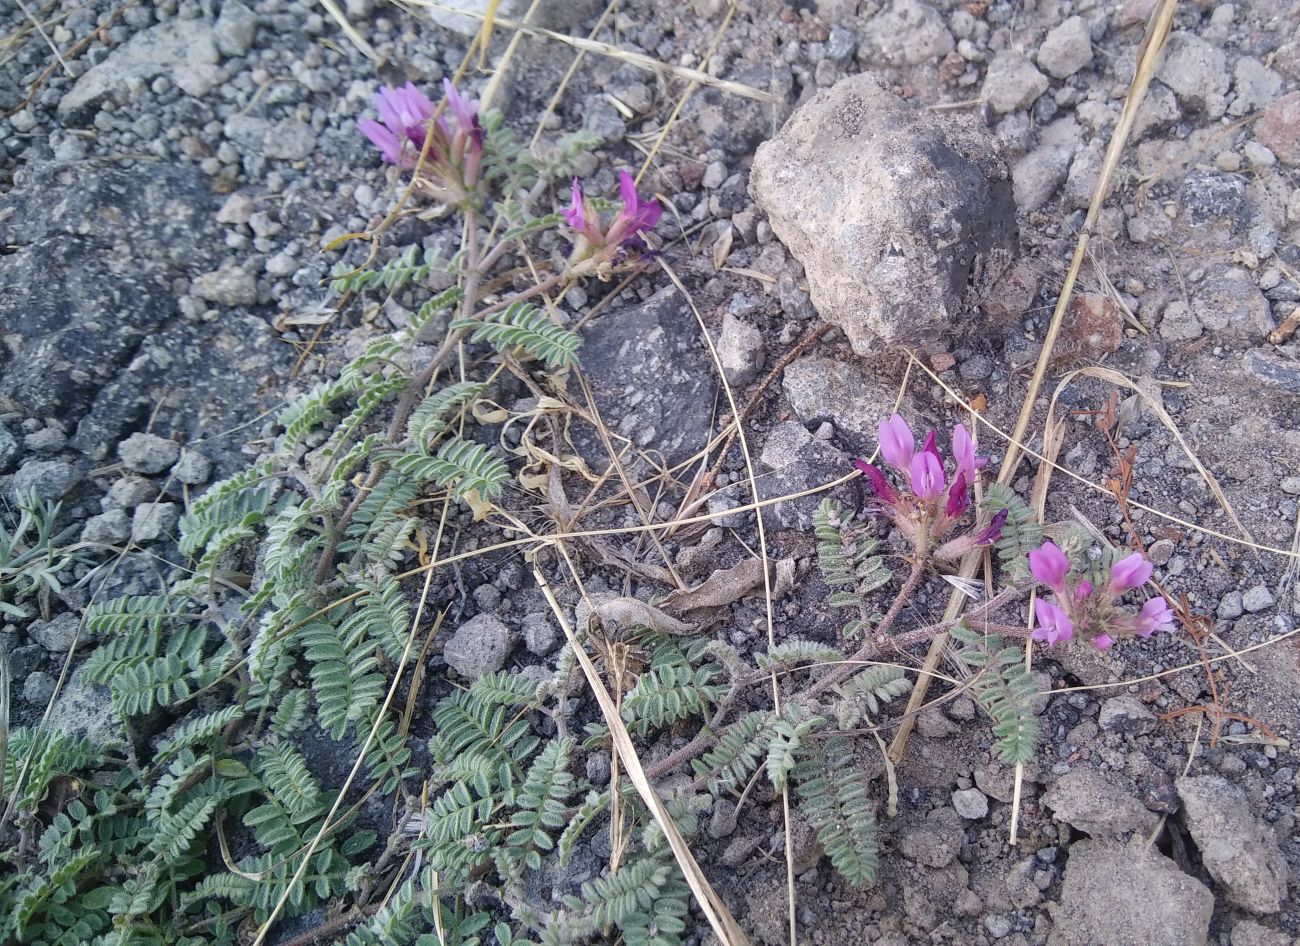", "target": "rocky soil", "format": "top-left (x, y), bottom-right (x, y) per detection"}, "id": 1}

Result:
top-left (3, 0), bottom-right (1300, 944)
